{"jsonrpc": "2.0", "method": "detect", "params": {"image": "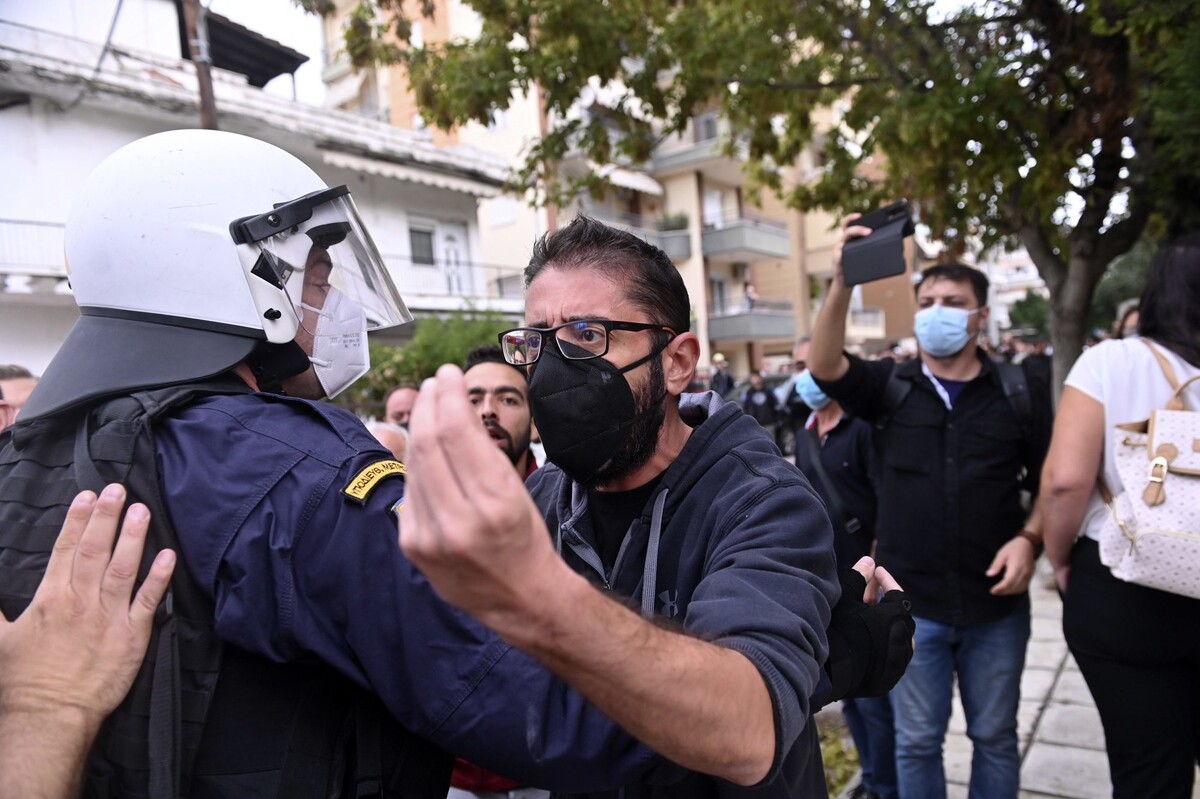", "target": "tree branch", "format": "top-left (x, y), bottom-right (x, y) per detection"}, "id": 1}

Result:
top-left (926, 12), bottom-right (1025, 31)
top-left (1004, 189), bottom-right (1066, 288)
top-left (725, 76), bottom-right (885, 91)
top-left (832, 8), bottom-right (923, 88)
top-left (1094, 113), bottom-right (1154, 266)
